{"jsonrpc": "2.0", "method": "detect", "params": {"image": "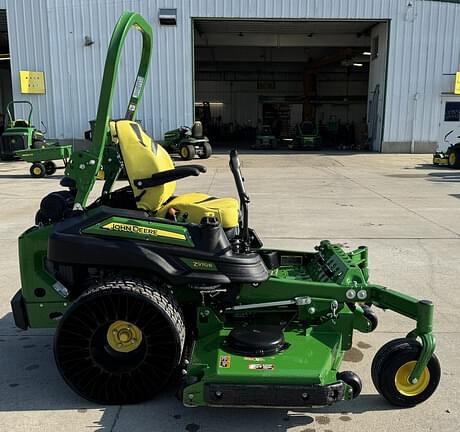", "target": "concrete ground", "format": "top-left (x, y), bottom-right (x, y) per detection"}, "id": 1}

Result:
top-left (0, 152), bottom-right (459, 431)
